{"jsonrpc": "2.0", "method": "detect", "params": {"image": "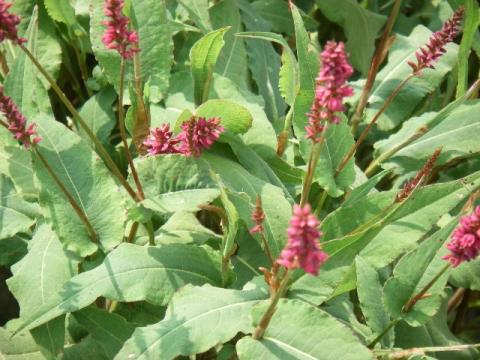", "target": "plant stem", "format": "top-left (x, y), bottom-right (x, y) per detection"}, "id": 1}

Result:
top-left (402, 263), bottom-right (451, 313)
top-left (259, 232), bottom-right (275, 267)
top-left (118, 59), bottom-right (145, 200)
top-left (146, 220), bottom-right (155, 246)
top-left (252, 269), bottom-right (291, 340)
top-left (374, 343), bottom-right (480, 358)
top-left (314, 190), bottom-right (328, 216)
top-left (336, 74), bottom-right (415, 177)
top-left (19, 44), bottom-right (139, 201)
top-left (72, 44), bottom-right (93, 97)
top-left (368, 319), bottom-right (398, 348)
top-left (277, 109), bottom-right (293, 156)
top-left (300, 125), bottom-right (329, 206)
top-left (132, 52), bottom-right (149, 151)
top-left (127, 222), bottom-right (139, 243)
top-left (33, 146), bottom-right (98, 243)
top-left (351, 0), bottom-right (402, 134)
